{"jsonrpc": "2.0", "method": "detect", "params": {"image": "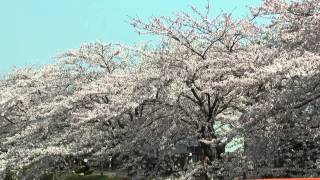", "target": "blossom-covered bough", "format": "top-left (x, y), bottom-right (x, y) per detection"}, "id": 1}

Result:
top-left (1, 0), bottom-right (320, 179)
top-left (242, 0), bottom-right (320, 177)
